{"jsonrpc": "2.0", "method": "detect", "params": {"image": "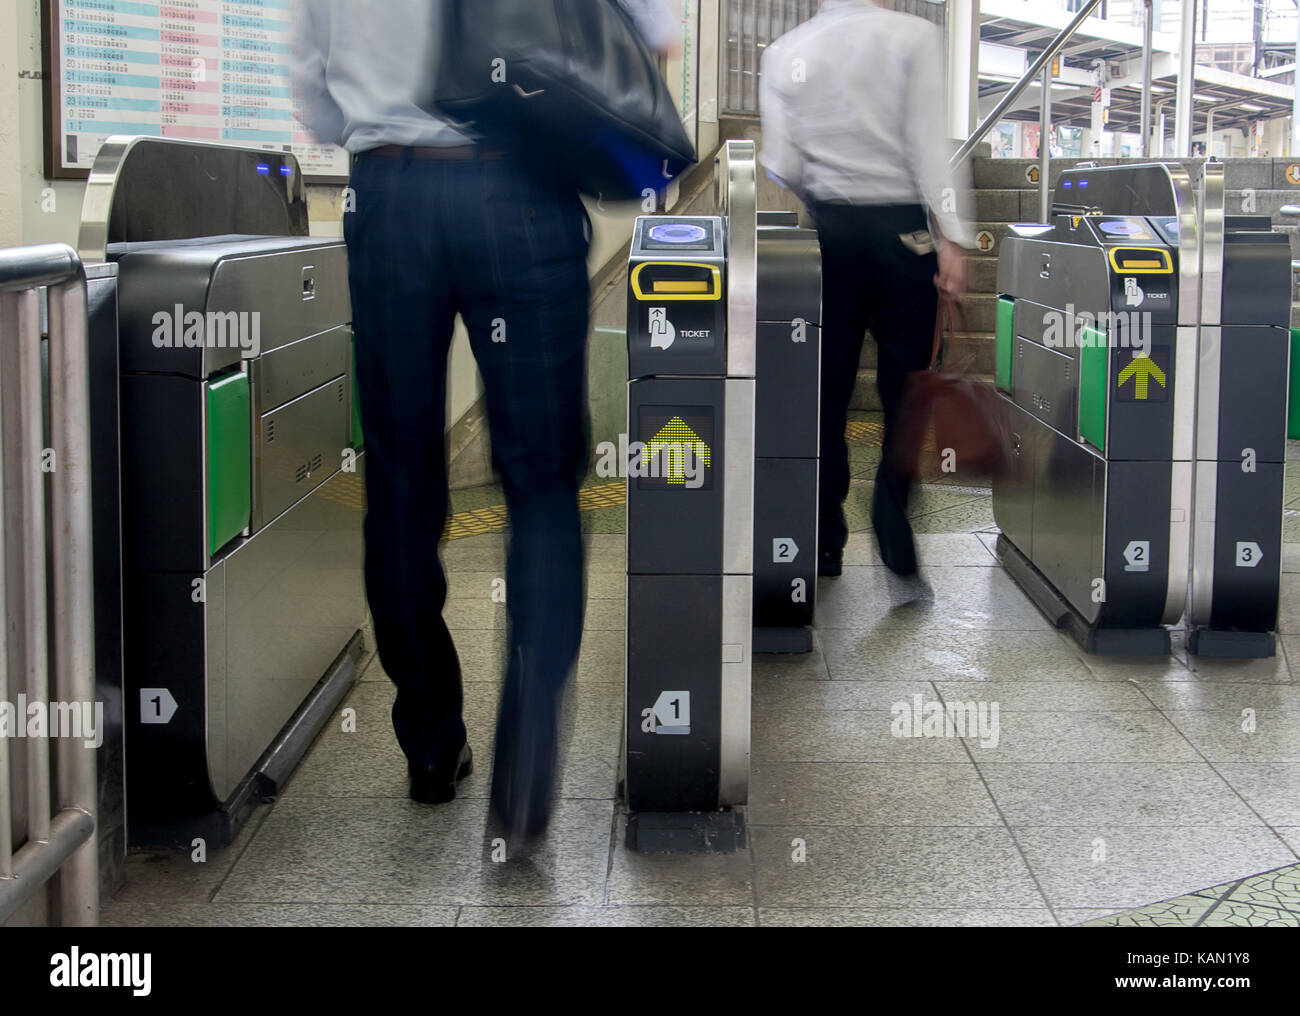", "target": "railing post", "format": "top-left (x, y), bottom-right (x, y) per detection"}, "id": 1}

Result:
top-left (0, 295), bottom-right (11, 885)
top-left (1173, 0), bottom-right (1197, 157)
top-left (49, 271), bottom-right (99, 927)
top-left (1039, 64), bottom-right (1052, 224)
top-left (951, 0), bottom-right (1103, 169)
top-left (0, 244), bottom-right (98, 927)
top-left (1140, 0), bottom-right (1153, 157)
